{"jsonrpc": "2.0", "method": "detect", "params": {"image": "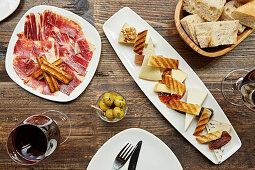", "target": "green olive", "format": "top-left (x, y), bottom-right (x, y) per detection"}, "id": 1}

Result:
top-left (98, 100), bottom-right (110, 111)
top-left (110, 92), bottom-right (118, 100)
top-left (113, 107), bottom-right (125, 119)
top-left (114, 96), bottom-right (126, 107)
top-left (105, 109), bottom-right (114, 120)
top-left (103, 92), bottom-right (114, 106)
